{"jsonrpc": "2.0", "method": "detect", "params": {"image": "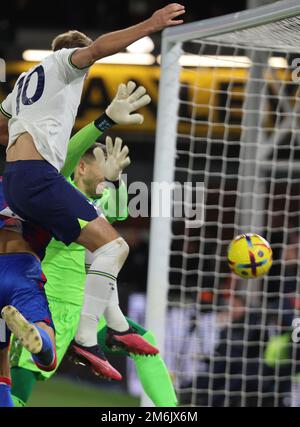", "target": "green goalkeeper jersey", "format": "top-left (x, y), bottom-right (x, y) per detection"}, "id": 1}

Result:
top-left (43, 177), bottom-right (128, 306)
top-left (42, 119), bottom-right (128, 306)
